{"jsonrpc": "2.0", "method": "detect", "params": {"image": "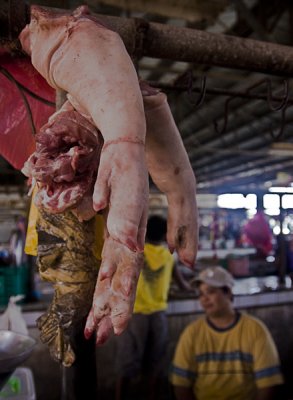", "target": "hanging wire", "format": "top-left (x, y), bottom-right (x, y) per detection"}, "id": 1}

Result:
top-left (0, 66), bottom-right (56, 137)
top-left (0, 67), bottom-right (36, 135)
top-left (0, 66), bottom-right (55, 106)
